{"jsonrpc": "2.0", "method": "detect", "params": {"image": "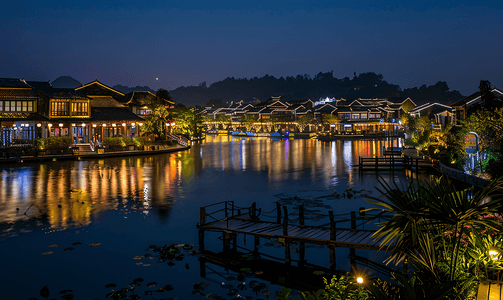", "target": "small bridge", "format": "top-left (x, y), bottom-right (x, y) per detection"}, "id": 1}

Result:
top-left (197, 201), bottom-right (390, 271)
